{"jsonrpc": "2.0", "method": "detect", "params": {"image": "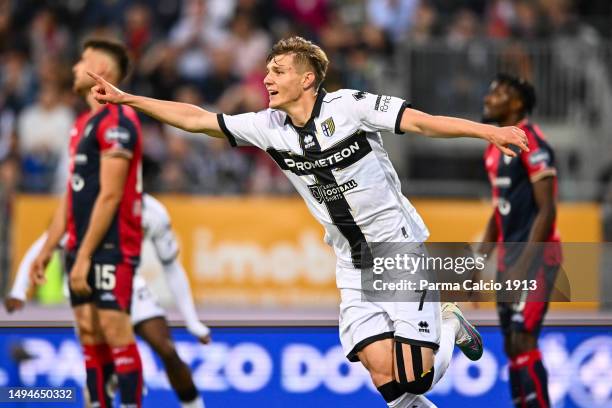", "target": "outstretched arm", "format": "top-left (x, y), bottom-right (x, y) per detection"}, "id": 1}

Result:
top-left (503, 176), bottom-right (557, 288)
top-left (87, 71), bottom-right (224, 137)
top-left (146, 197), bottom-right (211, 343)
top-left (30, 194), bottom-right (67, 286)
top-left (163, 260), bottom-right (211, 343)
top-left (400, 108), bottom-right (529, 157)
top-left (5, 234), bottom-right (49, 312)
top-left (12, 234), bottom-right (48, 300)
